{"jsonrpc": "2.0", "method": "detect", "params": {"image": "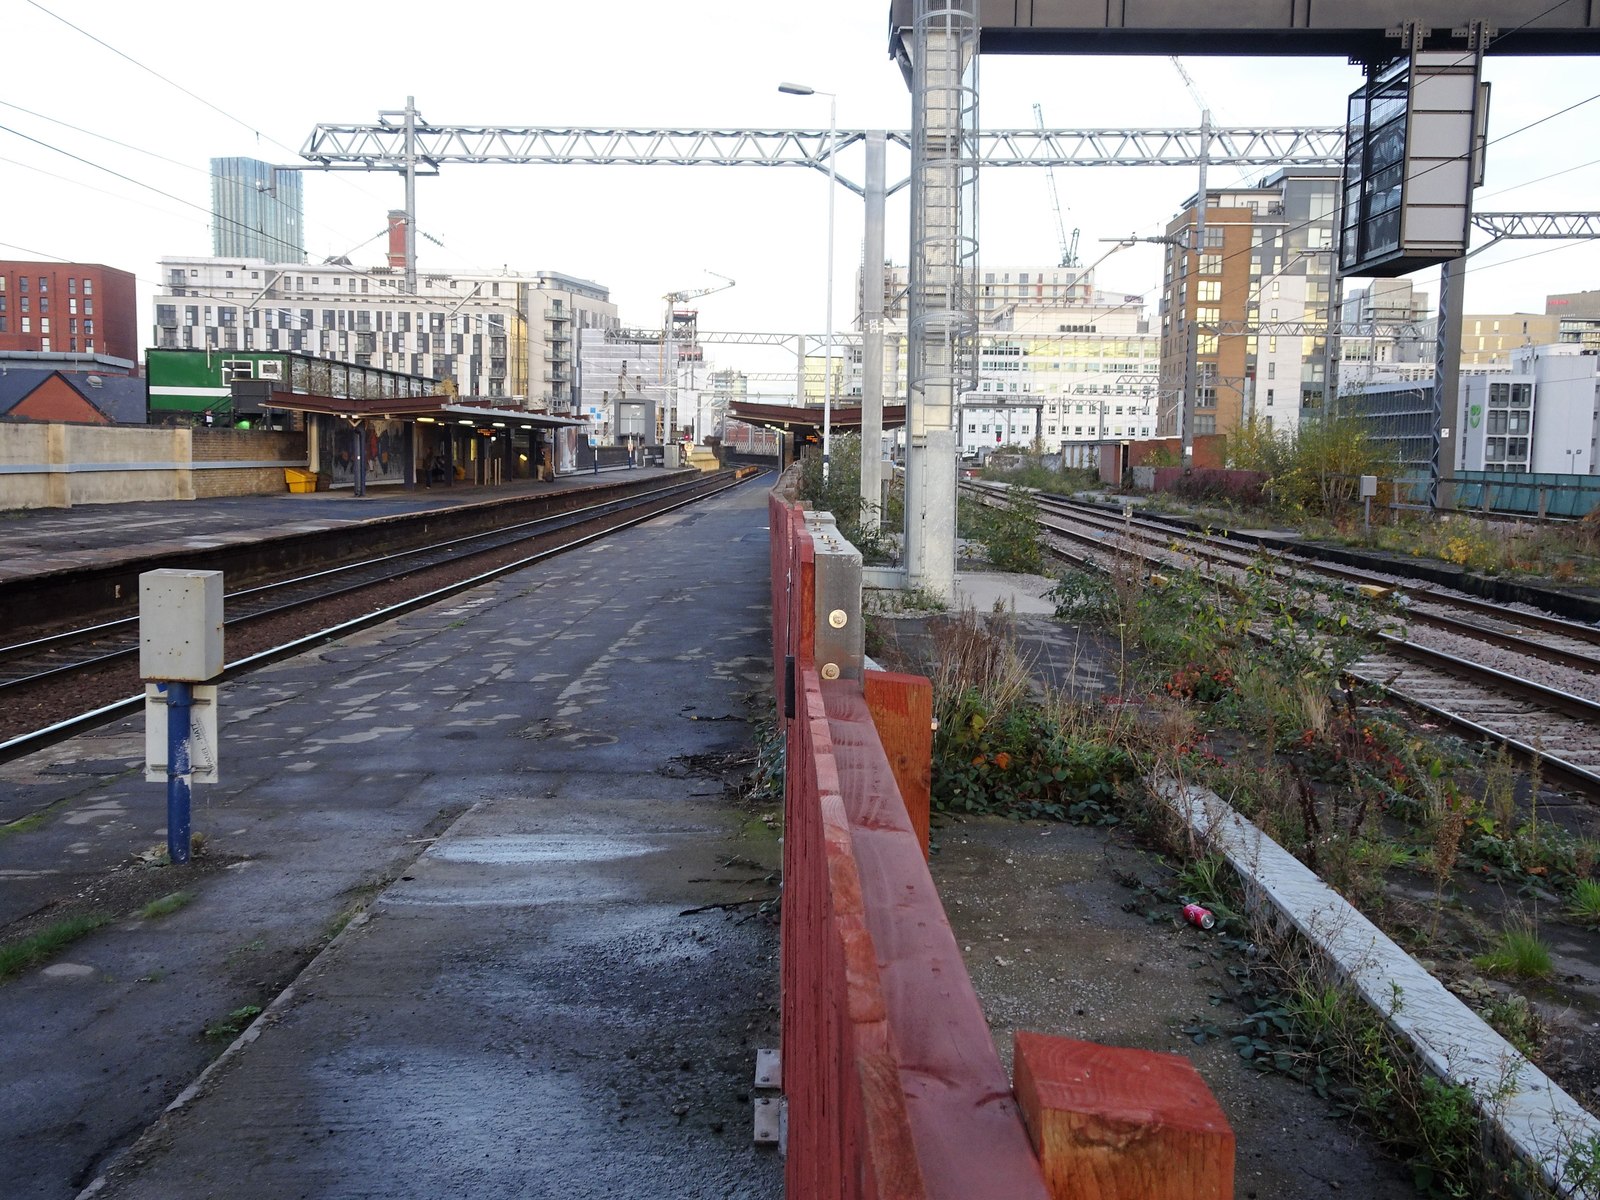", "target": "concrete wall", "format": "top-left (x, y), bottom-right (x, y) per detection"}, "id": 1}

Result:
top-left (0, 424), bottom-right (307, 510)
